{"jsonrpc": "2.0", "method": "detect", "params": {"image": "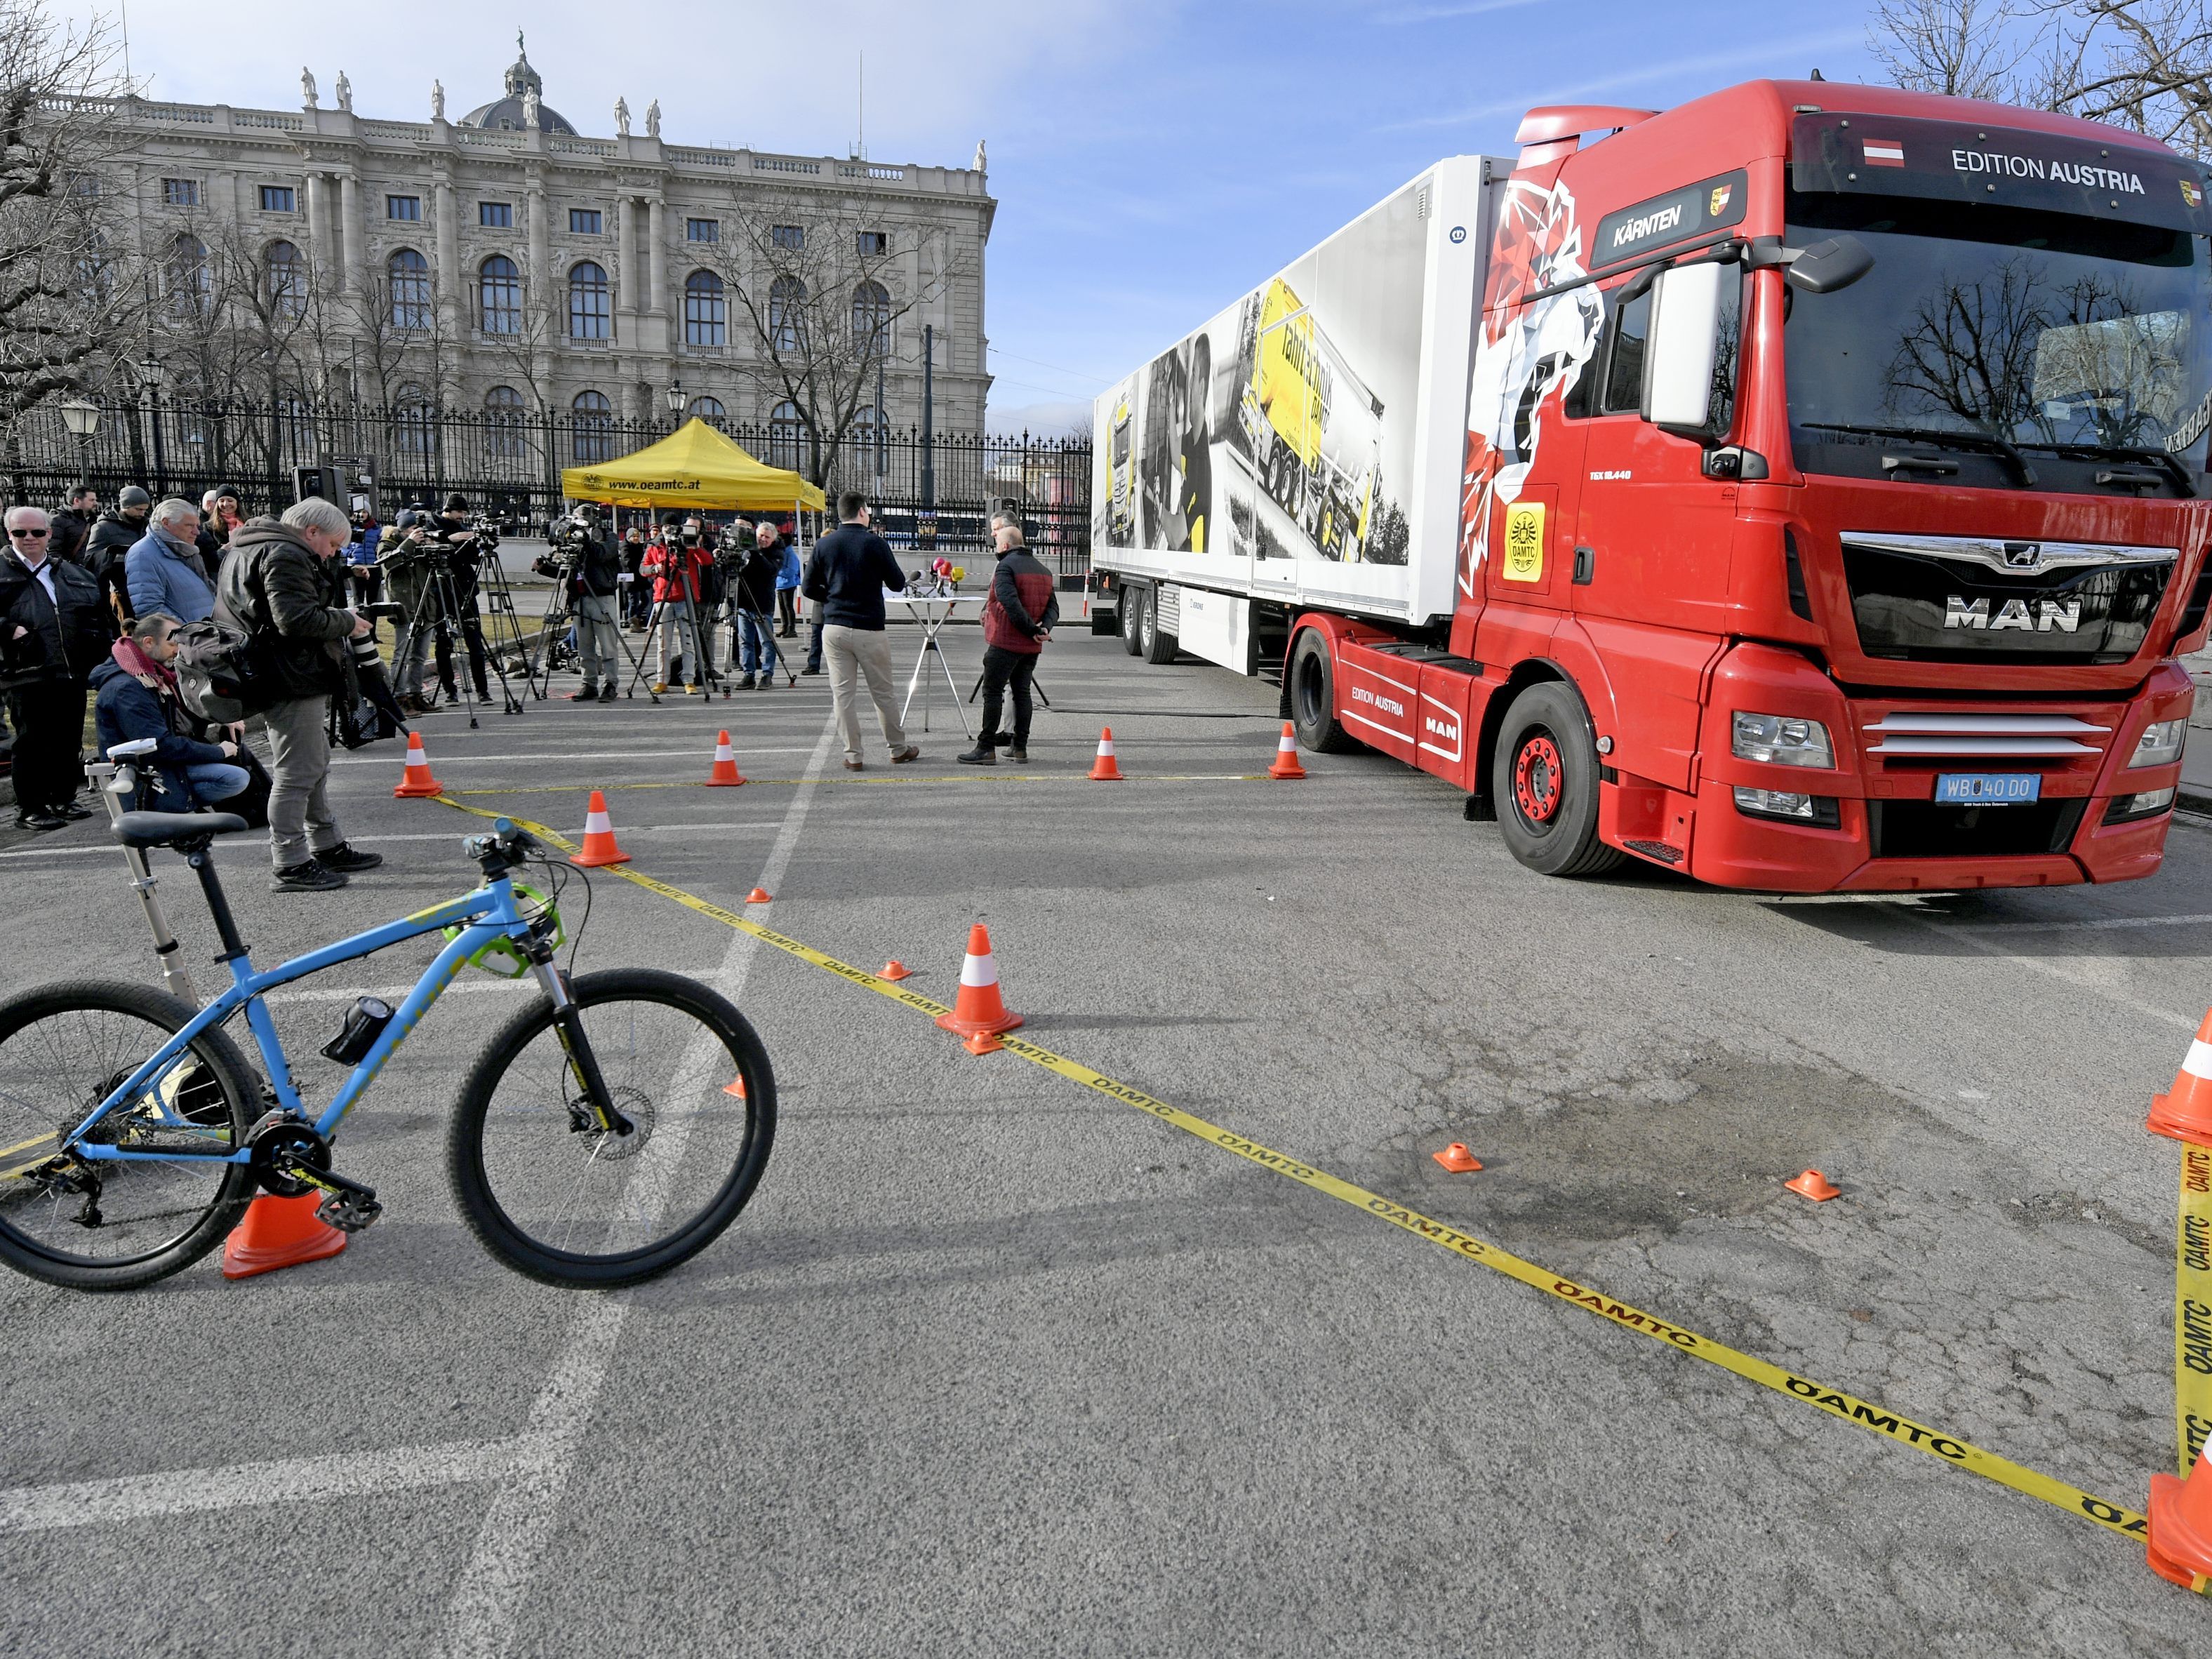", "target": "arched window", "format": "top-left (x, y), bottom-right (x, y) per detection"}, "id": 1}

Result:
top-left (484, 385), bottom-right (527, 462)
top-left (571, 389), bottom-right (614, 462)
top-left (166, 234), bottom-right (209, 319)
top-left (479, 255), bottom-right (521, 335)
top-left (387, 248), bottom-right (431, 331)
top-left (686, 396), bottom-right (726, 421)
top-left (265, 240), bottom-right (305, 319)
top-left (568, 261), bottom-right (610, 340)
top-left (769, 276), bottom-right (806, 353)
top-left (390, 382), bottom-right (434, 458)
top-left (851, 281), bottom-right (891, 358)
top-left (768, 399), bottom-right (806, 472)
top-left (684, 269), bottom-right (725, 347)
